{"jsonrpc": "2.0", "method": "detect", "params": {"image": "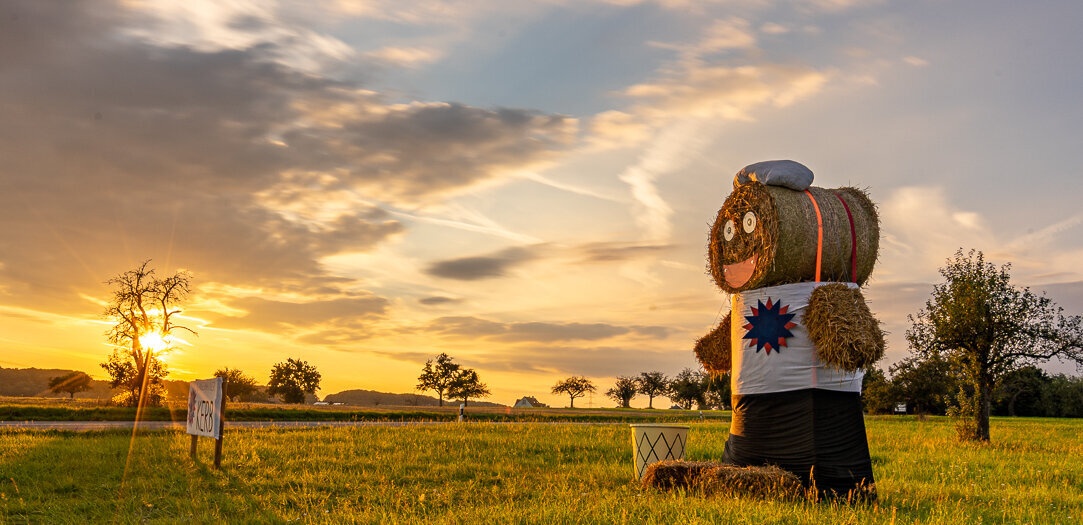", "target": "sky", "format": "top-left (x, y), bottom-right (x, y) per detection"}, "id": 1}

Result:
top-left (3, 0), bottom-right (1083, 408)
